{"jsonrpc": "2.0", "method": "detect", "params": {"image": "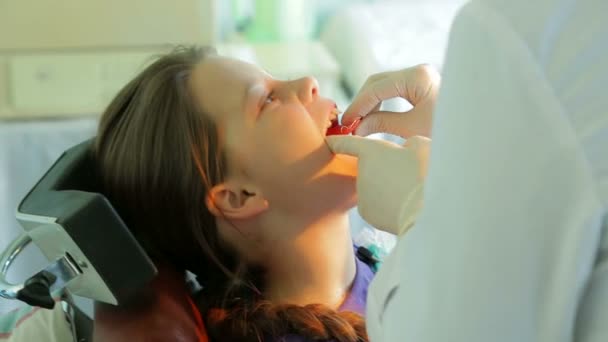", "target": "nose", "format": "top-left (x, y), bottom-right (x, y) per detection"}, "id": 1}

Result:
top-left (294, 76), bottom-right (319, 103)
